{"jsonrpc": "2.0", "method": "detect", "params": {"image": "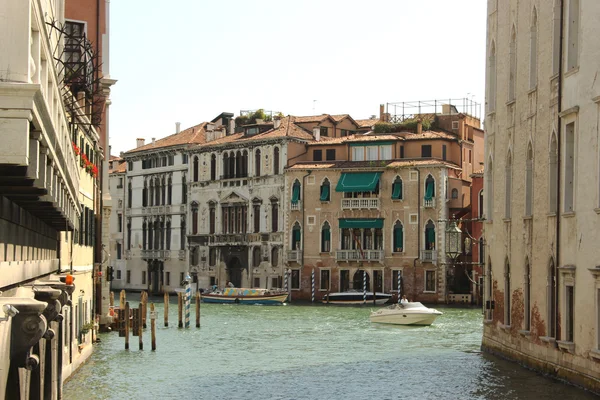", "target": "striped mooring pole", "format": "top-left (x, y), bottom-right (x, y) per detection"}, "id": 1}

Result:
top-left (397, 273), bottom-right (402, 303)
top-left (311, 268), bottom-right (315, 303)
top-left (284, 269), bottom-right (288, 292)
top-left (363, 270), bottom-right (367, 305)
top-left (185, 280), bottom-right (191, 329)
